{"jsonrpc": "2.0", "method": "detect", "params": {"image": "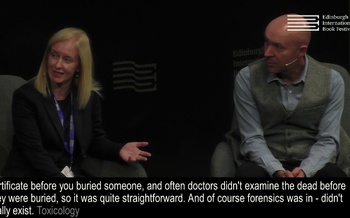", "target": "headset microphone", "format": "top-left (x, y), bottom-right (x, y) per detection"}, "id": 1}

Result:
top-left (285, 58), bottom-right (298, 67)
top-left (278, 57), bottom-right (298, 76)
